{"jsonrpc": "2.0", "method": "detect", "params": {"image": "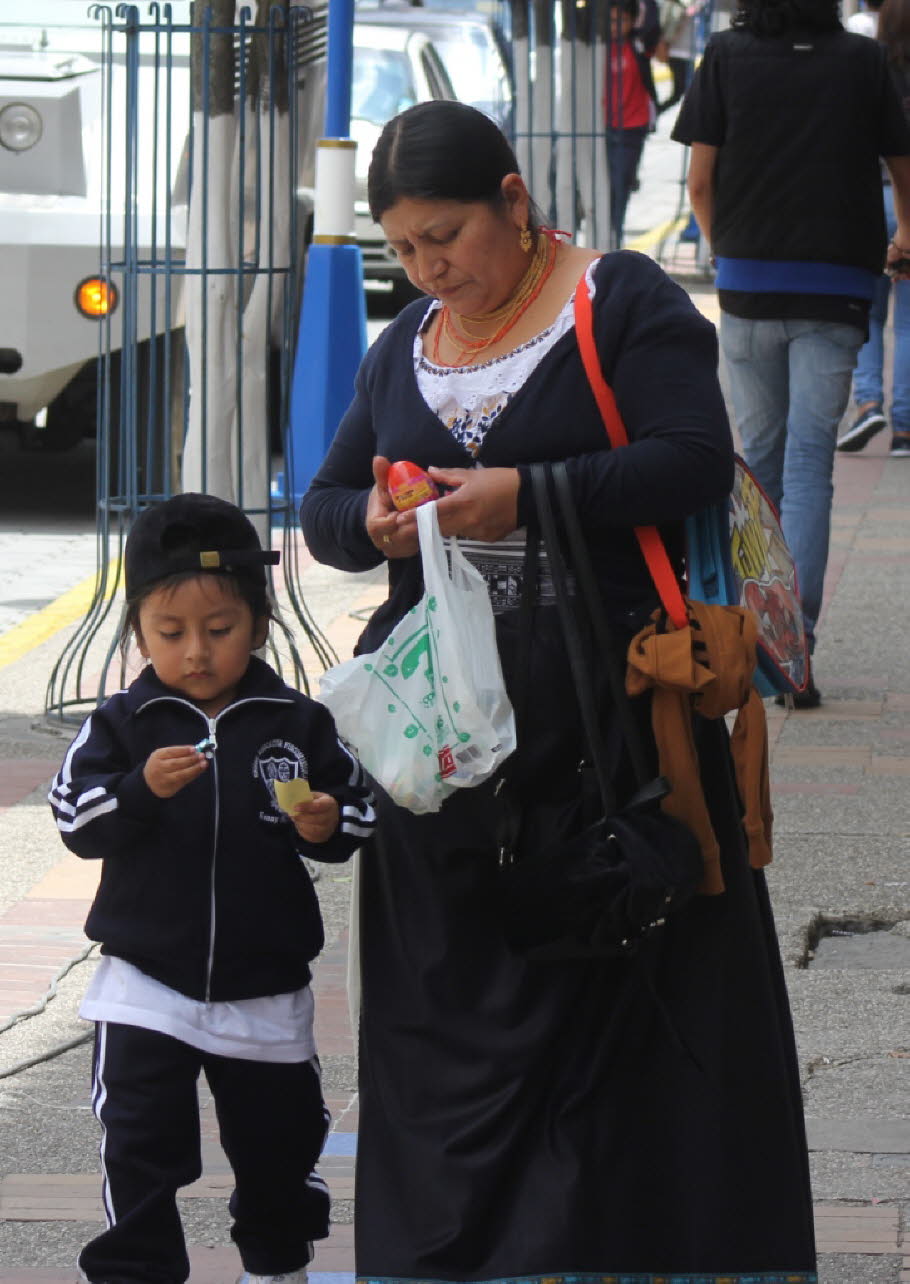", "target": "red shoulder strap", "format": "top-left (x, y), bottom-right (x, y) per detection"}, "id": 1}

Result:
top-left (574, 274), bottom-right (689, 631)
